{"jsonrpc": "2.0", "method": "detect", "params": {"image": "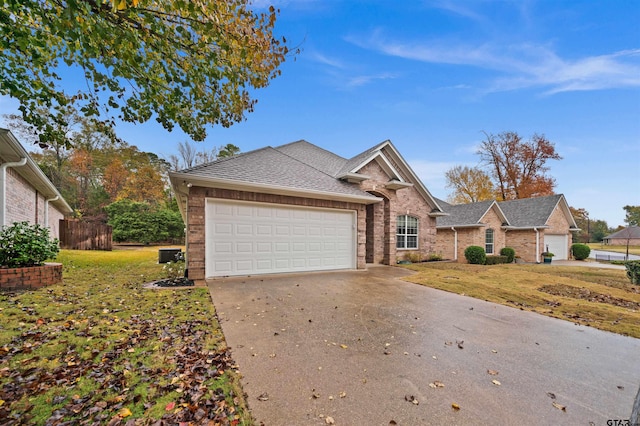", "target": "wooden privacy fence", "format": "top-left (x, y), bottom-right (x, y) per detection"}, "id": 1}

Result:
top-left (59, 219), bottom-right (112, 251)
